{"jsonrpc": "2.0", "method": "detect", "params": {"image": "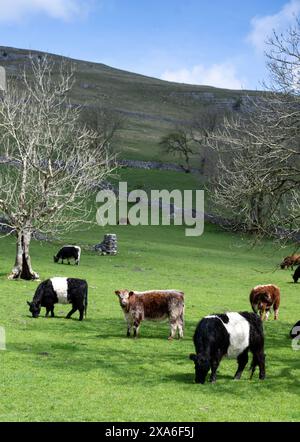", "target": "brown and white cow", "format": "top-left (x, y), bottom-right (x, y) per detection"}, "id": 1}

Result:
top-left (249, 284), bottom-right (280, 320)
top-left (115, 289), bottom-right (184, 339)
top-left (280, 254), bottom-right (300, 270)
